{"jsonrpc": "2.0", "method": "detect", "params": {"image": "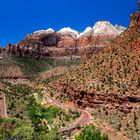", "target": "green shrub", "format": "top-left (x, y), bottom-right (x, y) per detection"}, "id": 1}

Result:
top-left (75, 125), bottom-right (108, 140)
